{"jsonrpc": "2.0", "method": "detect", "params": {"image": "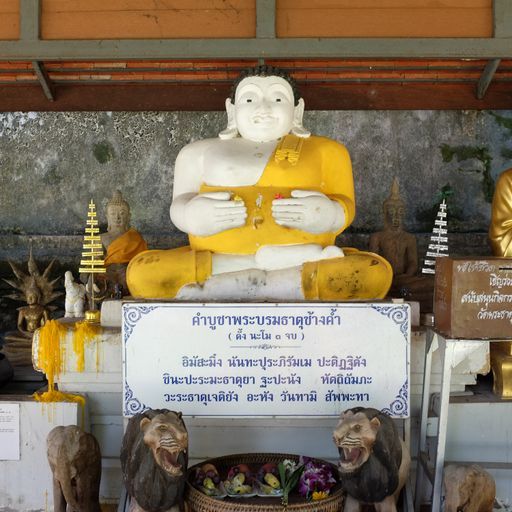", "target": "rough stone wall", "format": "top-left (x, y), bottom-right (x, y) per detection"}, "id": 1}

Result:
top-left (1, 110), bottom-right (510, 234)
top-left (0, 108), bottom-right (511, 271)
